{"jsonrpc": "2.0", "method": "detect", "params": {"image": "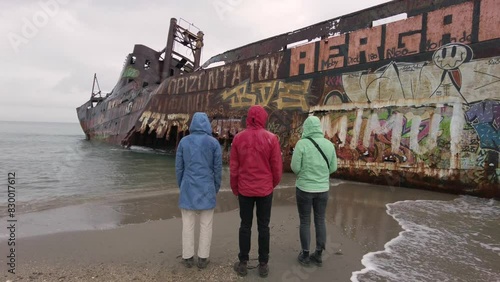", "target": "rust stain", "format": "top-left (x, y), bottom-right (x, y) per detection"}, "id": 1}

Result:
top-left (77, 1), bottom-right (500, 198)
